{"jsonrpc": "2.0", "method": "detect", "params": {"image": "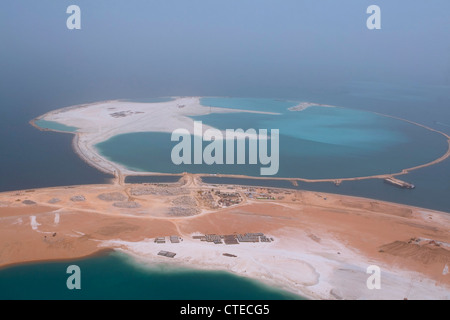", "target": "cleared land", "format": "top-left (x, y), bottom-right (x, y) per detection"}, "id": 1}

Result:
top-left (0, 176), bottom-right (448, 300)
